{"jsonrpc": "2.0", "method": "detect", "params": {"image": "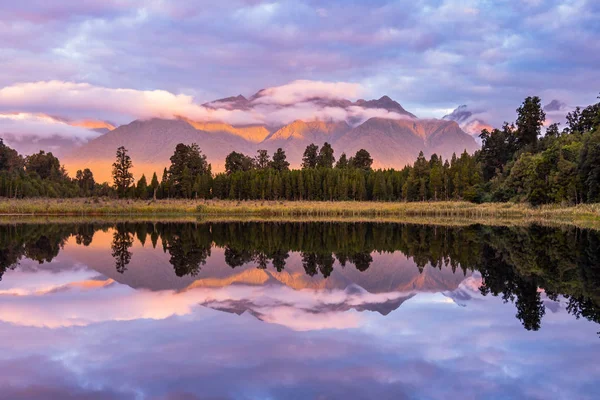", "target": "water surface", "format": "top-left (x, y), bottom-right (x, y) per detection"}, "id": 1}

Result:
top-left (1, 221), bottom-right (599, 399)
